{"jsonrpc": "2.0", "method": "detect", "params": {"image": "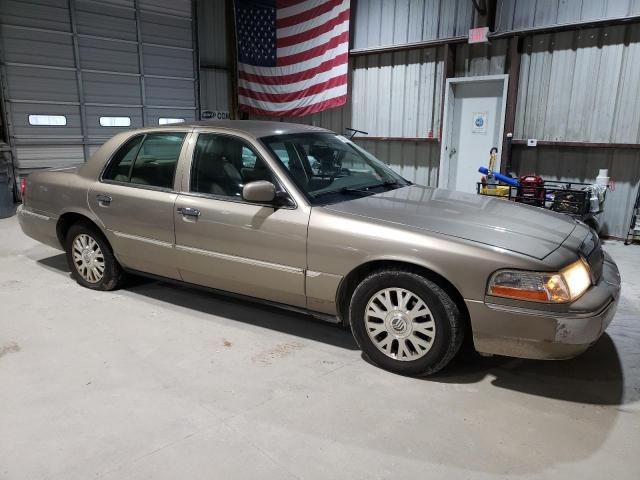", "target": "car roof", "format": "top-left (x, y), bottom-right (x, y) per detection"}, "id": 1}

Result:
top-left (132, 120), bottom-right (333, 138)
